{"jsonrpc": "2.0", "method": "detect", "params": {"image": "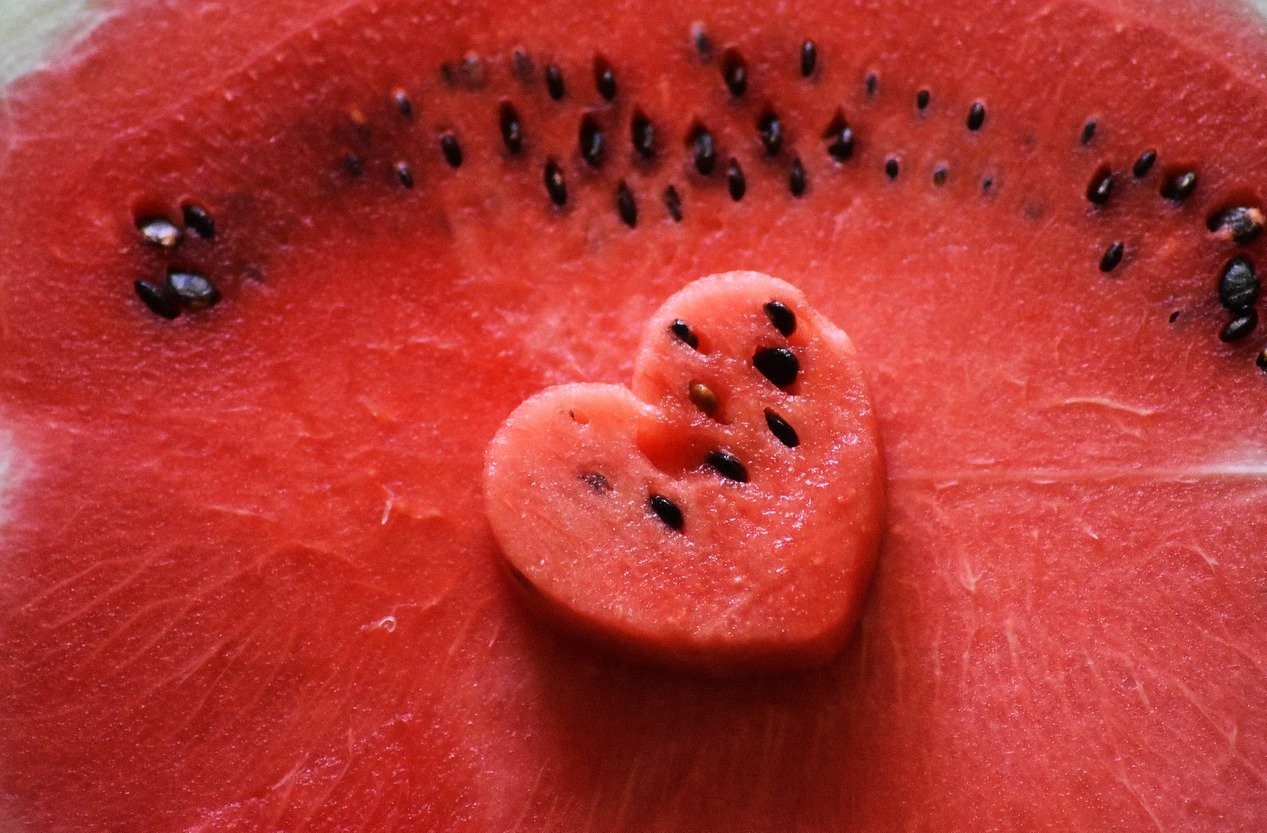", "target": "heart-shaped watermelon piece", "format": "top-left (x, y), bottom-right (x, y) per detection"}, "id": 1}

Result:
top-left (484, 272), bottom-right (884, 673)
